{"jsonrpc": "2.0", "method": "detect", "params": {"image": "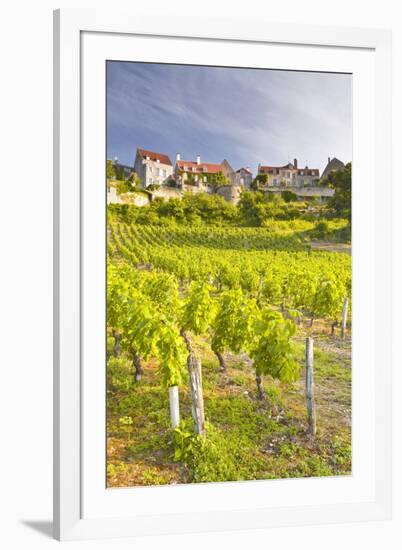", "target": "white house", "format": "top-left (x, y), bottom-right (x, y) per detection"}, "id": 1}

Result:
top-left (134, 148), bottom-right (173, 188)
top-left (258, 158), bottom-right (320, 188)
top-left (235, 167), bottom-right (253, 187)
